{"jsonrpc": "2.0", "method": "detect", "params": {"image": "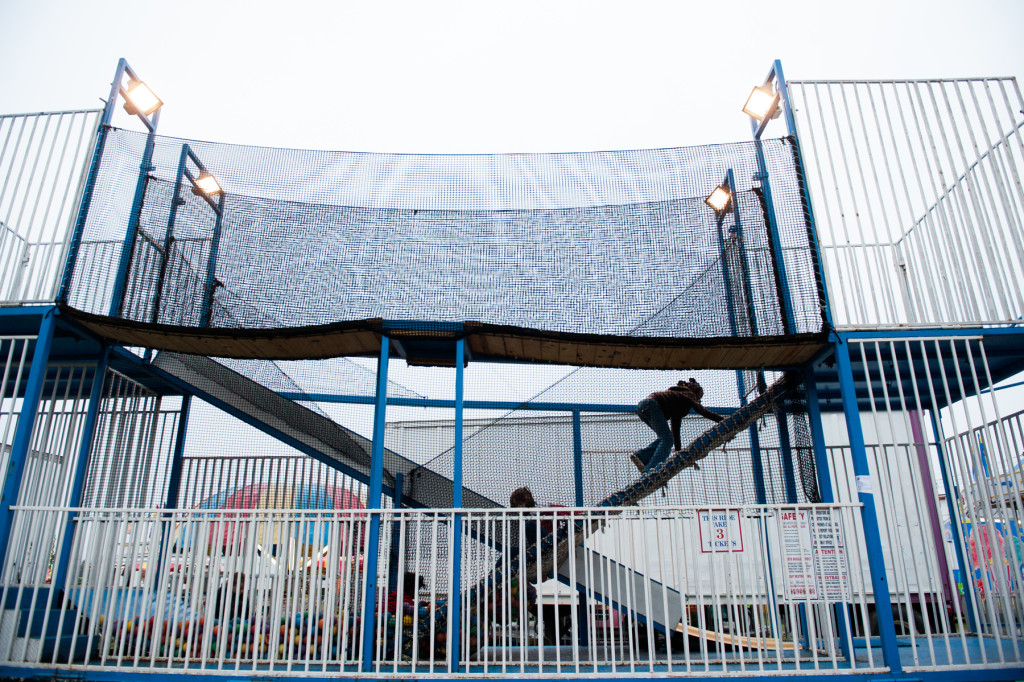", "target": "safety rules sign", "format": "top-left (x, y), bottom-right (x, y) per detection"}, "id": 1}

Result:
top-left (780, 509), bottom-right (851, 601)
